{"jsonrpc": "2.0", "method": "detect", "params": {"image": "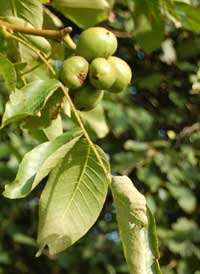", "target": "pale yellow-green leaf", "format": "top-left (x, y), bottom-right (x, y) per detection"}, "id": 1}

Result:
top-left (3, 129), bottom-right (82, 199)
top-left (111, 176), bottom-right (162, 274)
